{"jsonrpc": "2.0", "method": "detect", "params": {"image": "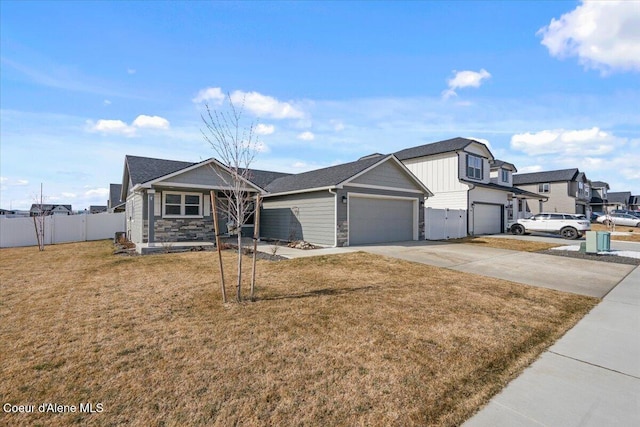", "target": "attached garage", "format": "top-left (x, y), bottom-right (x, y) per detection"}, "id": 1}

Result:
top-left (262, 154), bottom-right (432, 247)
top-left (348, 195), bottom-right (416, 245)
top-left (472, 203), bottom-right (503, 235)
